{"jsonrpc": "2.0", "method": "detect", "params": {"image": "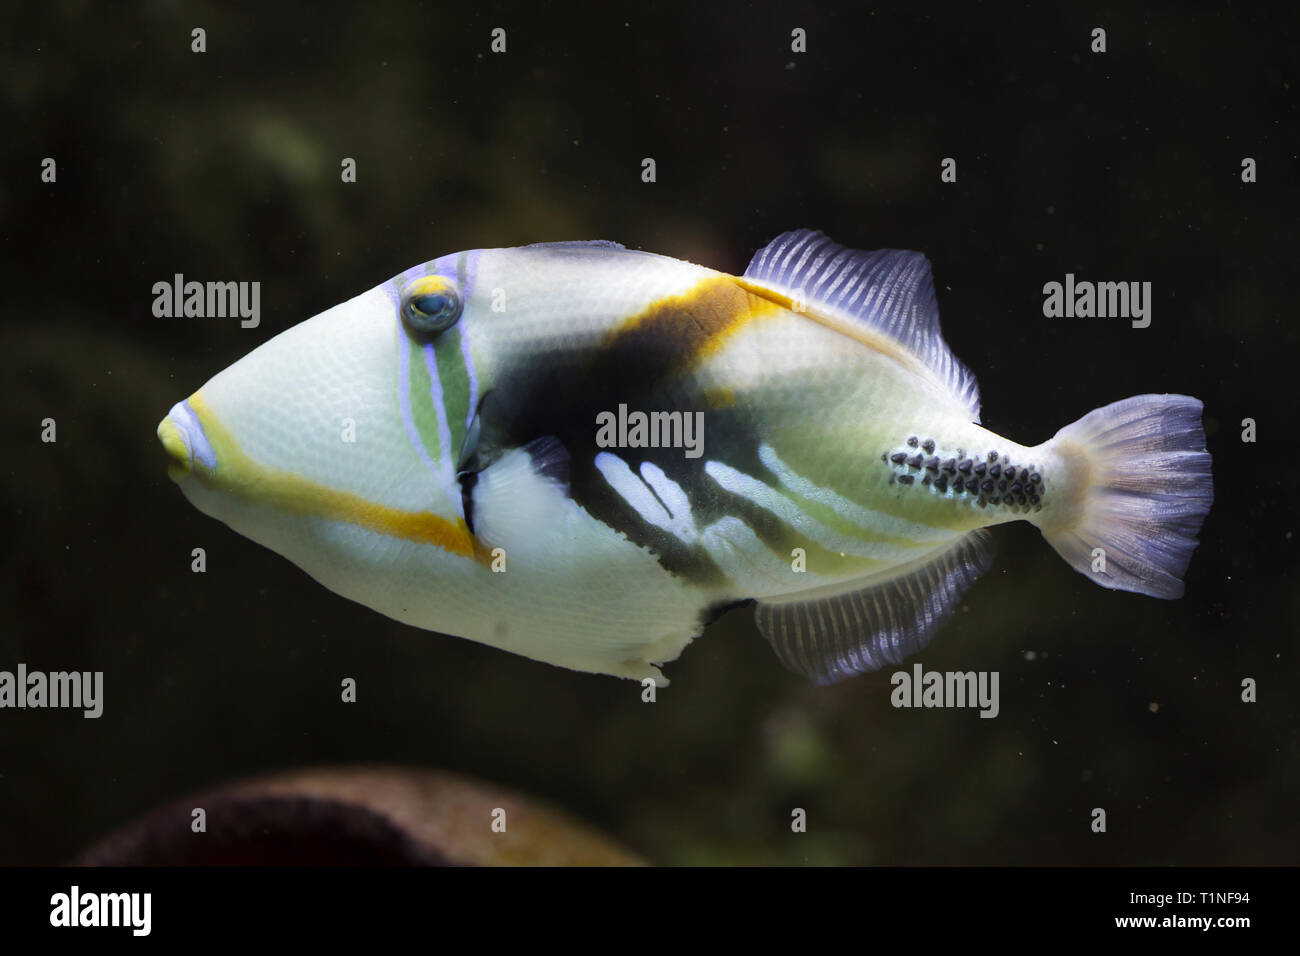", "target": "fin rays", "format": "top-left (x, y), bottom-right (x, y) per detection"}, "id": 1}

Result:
top-left (744, 229), bottom-right (981, 420)
top-left (755, 530), bottom-right (993, 684)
